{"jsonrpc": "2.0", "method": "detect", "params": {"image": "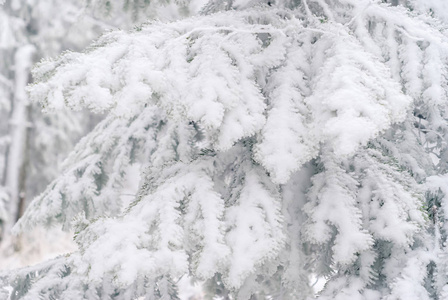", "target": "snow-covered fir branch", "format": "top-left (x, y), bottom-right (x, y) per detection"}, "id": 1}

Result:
top-left (4, 0), bottom-right (448, 299)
